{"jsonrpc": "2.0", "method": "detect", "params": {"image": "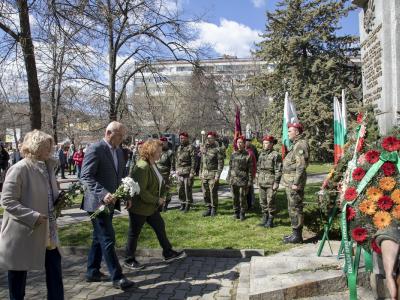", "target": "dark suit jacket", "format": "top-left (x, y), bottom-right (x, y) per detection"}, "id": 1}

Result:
top-left (80, 139), bottom-right (126, 212)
